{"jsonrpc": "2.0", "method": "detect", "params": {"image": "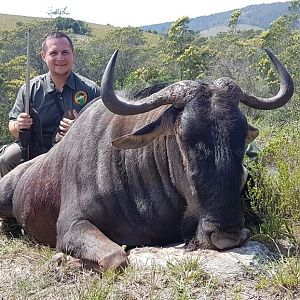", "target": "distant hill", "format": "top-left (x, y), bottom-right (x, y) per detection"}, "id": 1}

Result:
top-left (0, 13), bottom-right (115, 38)
top-left (0, 1), bottom-right (291, 38)
top-left (141, 1), bottom-right (291, 35)
top-left (0, 13), bottom-right (159, 44)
